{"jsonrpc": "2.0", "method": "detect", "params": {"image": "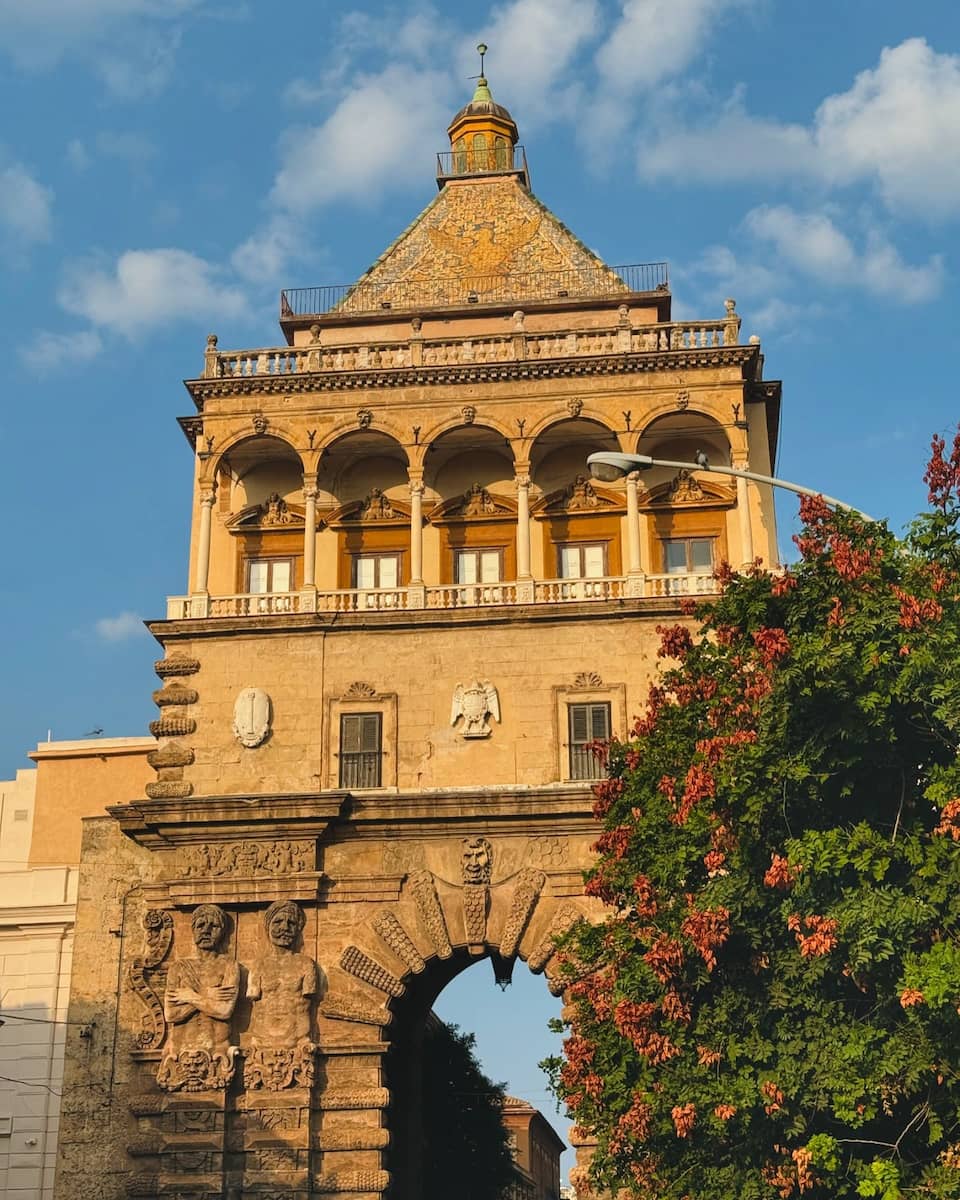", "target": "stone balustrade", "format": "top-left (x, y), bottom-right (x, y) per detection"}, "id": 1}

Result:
top-left (166, 572), bottom-right (721, 619)
top-left (202, 315), bottom-right (740, 380)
